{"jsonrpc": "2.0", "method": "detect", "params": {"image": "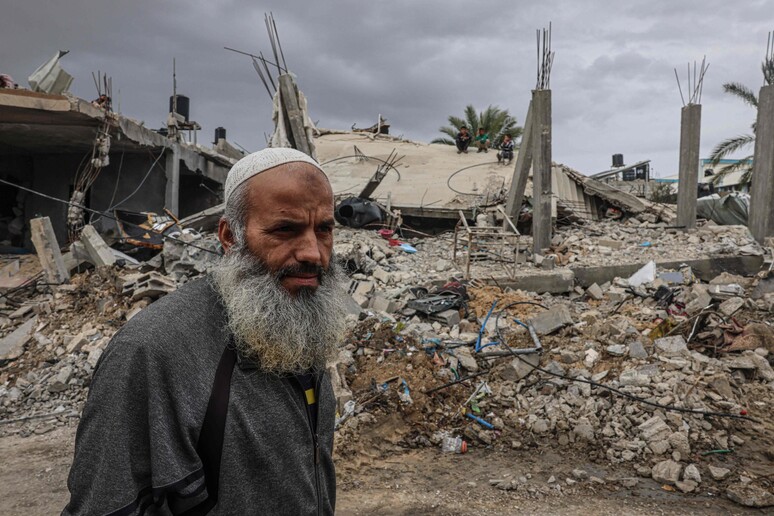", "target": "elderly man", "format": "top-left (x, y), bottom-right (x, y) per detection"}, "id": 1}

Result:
top-left (64, 148), bottom-right (347, 515)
